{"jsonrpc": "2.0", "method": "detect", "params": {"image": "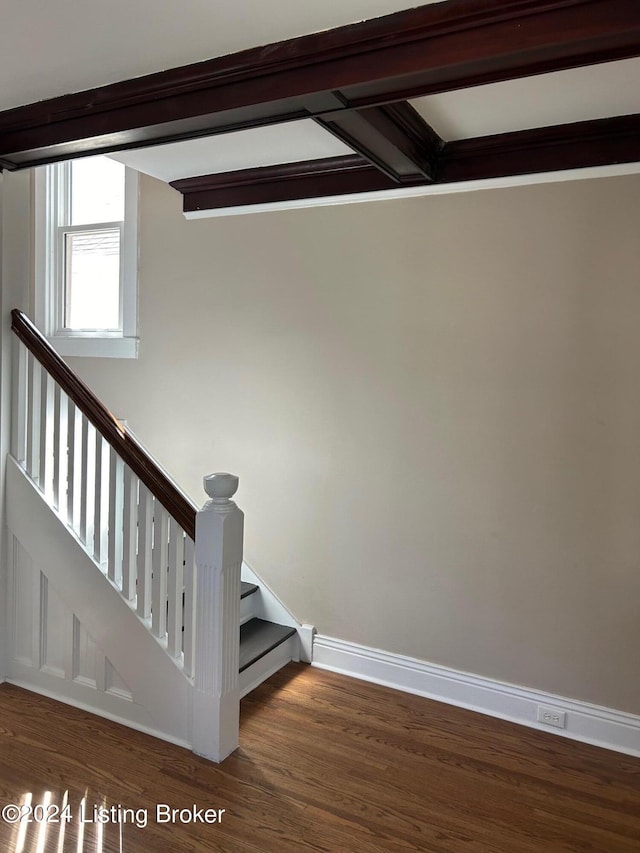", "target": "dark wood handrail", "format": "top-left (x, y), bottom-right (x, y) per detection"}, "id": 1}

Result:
top-left (11, 309), bottom-right (197, 539)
